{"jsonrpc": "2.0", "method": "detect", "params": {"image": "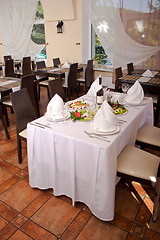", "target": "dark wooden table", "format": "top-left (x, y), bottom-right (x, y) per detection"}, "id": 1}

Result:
top-left (33, 64), bottom-right (86, 79)
top-left (115, 71), bottom-right (160, 126)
